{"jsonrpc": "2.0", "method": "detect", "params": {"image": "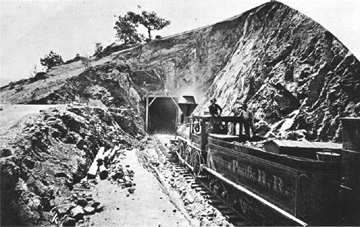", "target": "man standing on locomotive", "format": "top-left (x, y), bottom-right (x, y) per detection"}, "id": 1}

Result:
top-left (239, 103), bottom-right (256, 138)
top-left (229, 101), bottom-right (242, 135)
top-left (209, 98), bottom-right (222, 133)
